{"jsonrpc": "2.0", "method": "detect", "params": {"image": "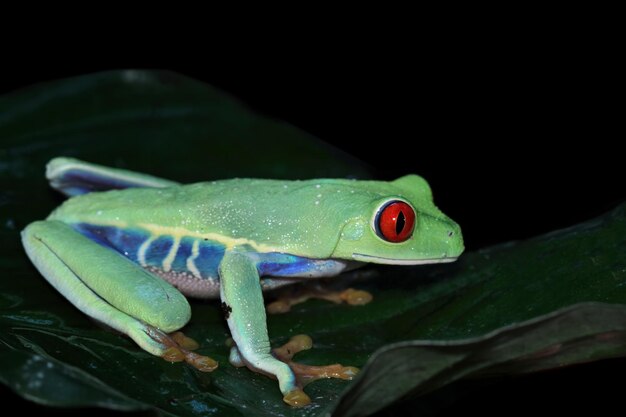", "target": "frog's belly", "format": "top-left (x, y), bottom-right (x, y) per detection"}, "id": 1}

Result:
top-left (143, 263), bottom-right (347, 299)
top-left (74, 223), bottom-right (353, 299)
top-left (144, 266), bottom-right (222, 298)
